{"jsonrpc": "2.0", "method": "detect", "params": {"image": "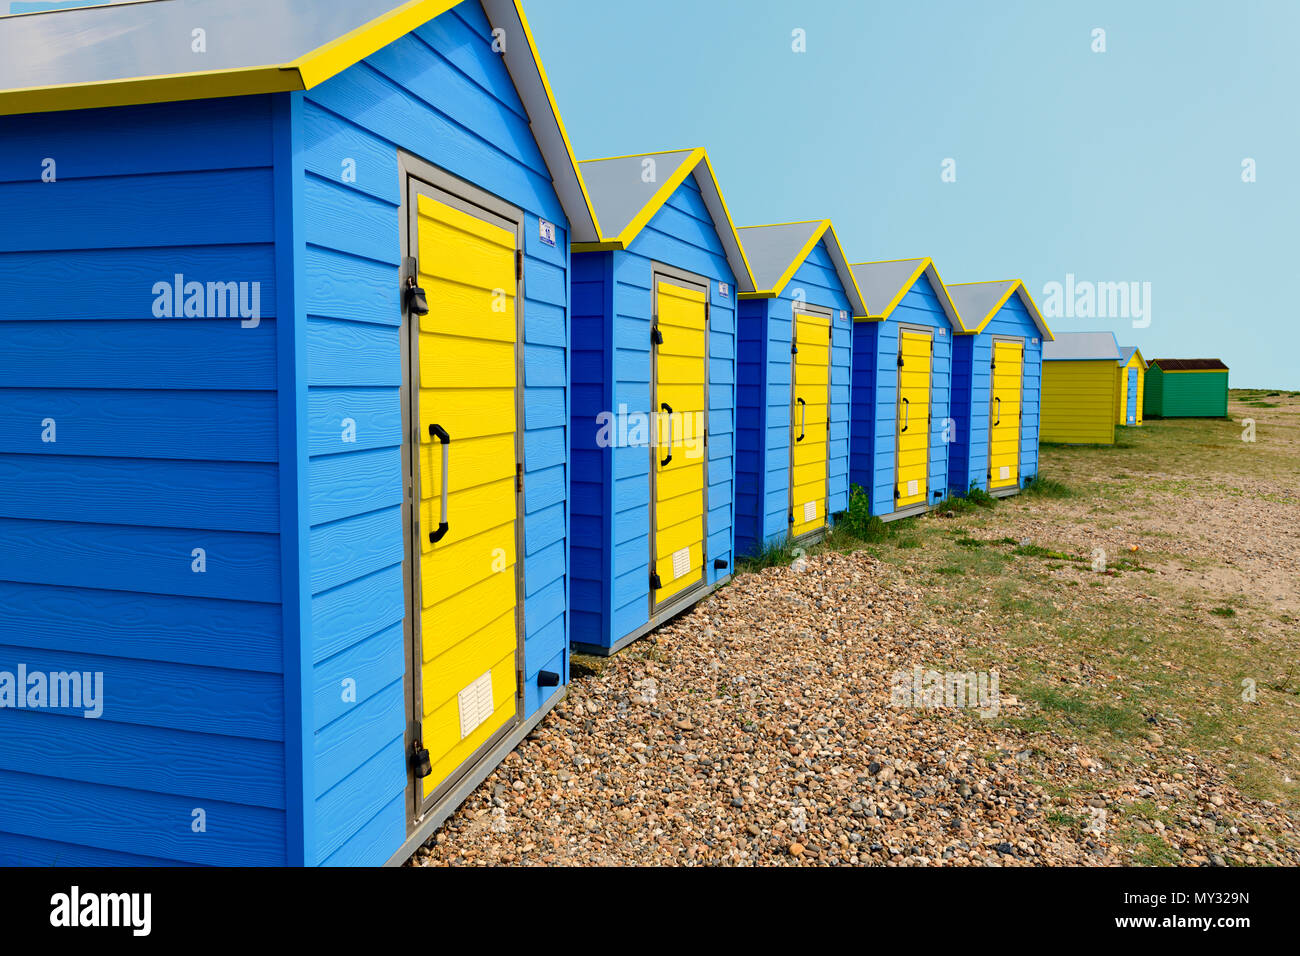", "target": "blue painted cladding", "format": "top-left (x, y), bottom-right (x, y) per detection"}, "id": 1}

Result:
top-left (947, 295), bottom-right (1043, 494)
top-left (850, 274), bottom-right (955, 516)
top-left (569, 172), bottom-right (738, 650)
top-left (0, 96), bottom-right (286, 865)
top-left (299, 0), bottom-right (571, 864)
top-left (735, 238), bottom-right (853, 555)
